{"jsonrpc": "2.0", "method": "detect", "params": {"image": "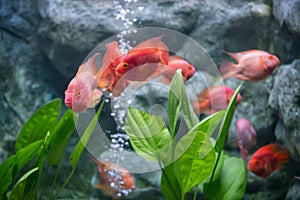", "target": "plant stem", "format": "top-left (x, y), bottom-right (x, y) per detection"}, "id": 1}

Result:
top-left (53, 167), bottom-right (76, 199)
top-left (49, 164), bottom-right (61, 200)
top-left (205, 151), bottom-right (222, 200)
top-left (193, 186), bottom-right (199, 200)
top-left (39, 163), bottom-right (49, 200)
top-left (158, 162), bottom-right (180, 200)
